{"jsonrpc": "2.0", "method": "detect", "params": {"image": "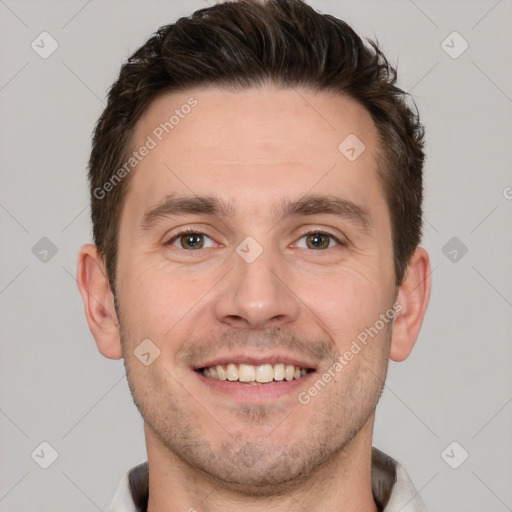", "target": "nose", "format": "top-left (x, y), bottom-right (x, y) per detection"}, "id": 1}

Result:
top-left (213, 244), bottom-right (300, 329)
